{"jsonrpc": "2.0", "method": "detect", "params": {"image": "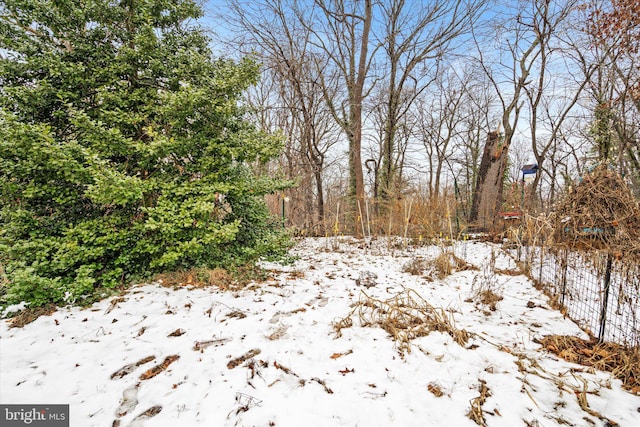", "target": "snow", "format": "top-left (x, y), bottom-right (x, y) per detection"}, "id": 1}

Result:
top-left (1, 237), bottom-right (639, 426)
